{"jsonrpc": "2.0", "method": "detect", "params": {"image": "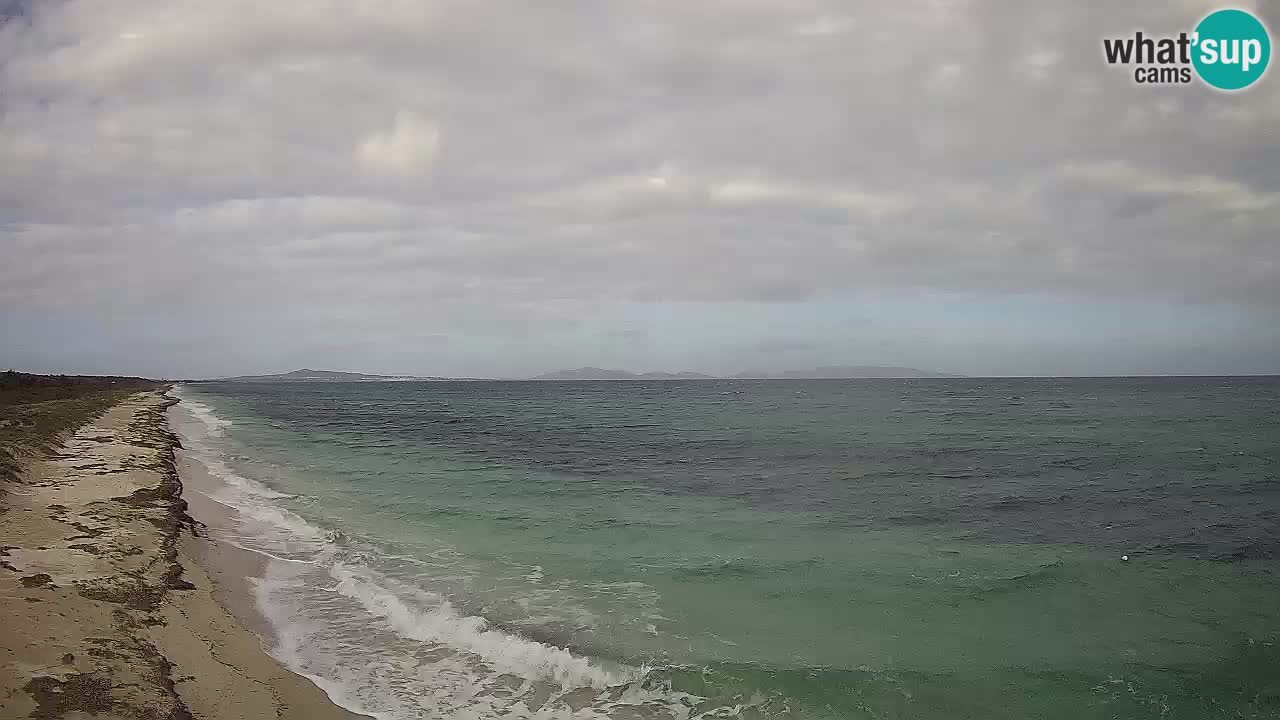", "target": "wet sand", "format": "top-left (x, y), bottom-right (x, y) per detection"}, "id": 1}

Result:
top-left (0, 391), bottom-right (365, 719)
